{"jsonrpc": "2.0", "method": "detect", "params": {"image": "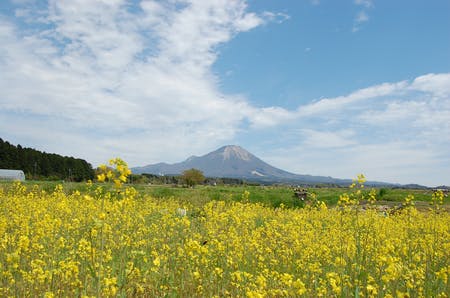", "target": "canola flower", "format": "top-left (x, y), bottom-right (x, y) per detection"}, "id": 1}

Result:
top-left (0, 170), bottom-right (449, 297)
top-left (96, 157), bottom-right (132, 189)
